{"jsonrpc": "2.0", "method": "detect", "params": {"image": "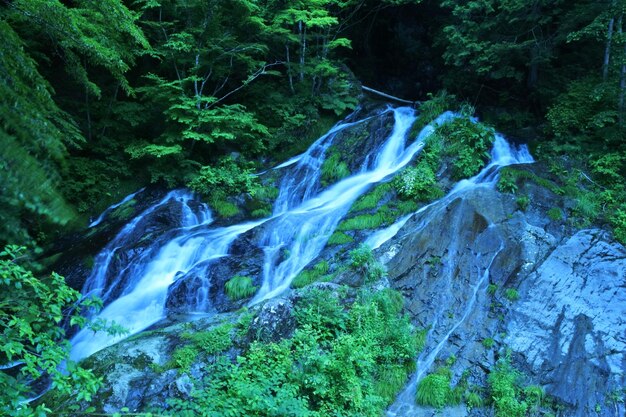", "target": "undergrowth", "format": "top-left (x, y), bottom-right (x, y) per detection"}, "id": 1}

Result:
top-left (168, 287), bottom-right (420, 416)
